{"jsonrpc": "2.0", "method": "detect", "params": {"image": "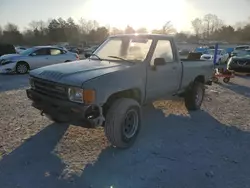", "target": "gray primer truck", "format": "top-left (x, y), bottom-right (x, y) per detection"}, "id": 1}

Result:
top-left (26, 34), bottom-right (214, 148)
